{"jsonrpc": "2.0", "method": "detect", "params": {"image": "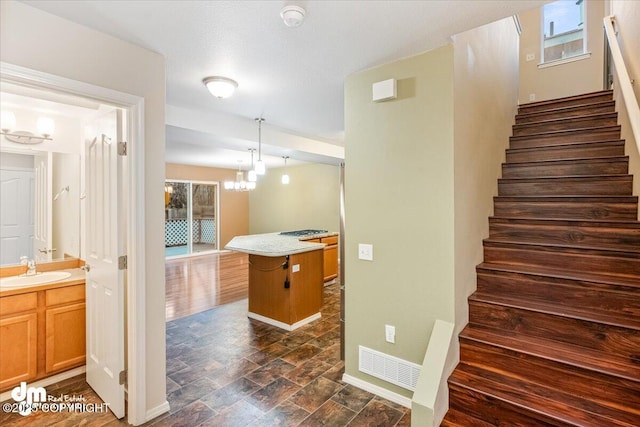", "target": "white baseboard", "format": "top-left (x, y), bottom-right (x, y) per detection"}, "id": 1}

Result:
top-left (0, 366), bottom-right (86, 402)
top-left (342, 373), bottom-right (412, 409)
top-left (144, 400), bottom-right (170, 424)
top-left (247, 312), bottom-right (321, 331)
